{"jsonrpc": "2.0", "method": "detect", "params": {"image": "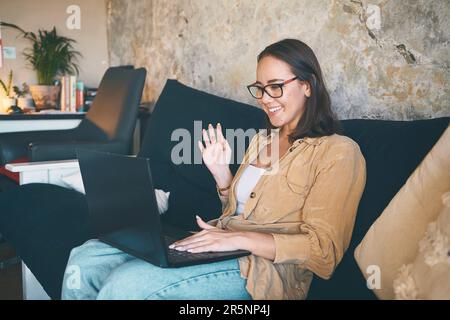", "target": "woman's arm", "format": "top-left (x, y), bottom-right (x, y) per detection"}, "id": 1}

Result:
top-left (213, 167), bottom-right (233, 197)
top-left (238, 230), bottom-right (276, 260)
